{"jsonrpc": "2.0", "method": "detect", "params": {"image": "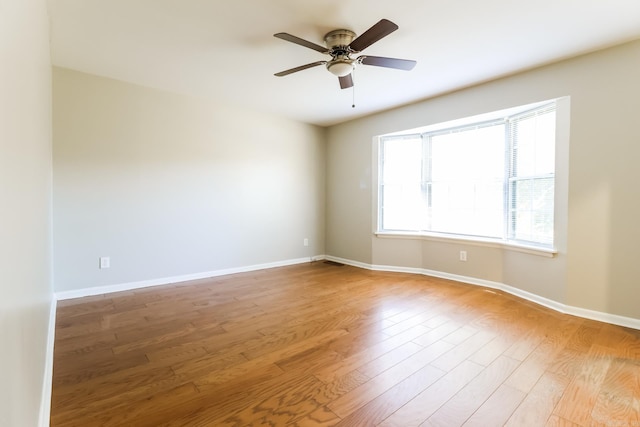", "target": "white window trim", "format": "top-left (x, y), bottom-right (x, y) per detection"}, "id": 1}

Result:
top-left (374, 98), bottom-right (567, 258)
top-left (375, 230), bottom-right (557, 257)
